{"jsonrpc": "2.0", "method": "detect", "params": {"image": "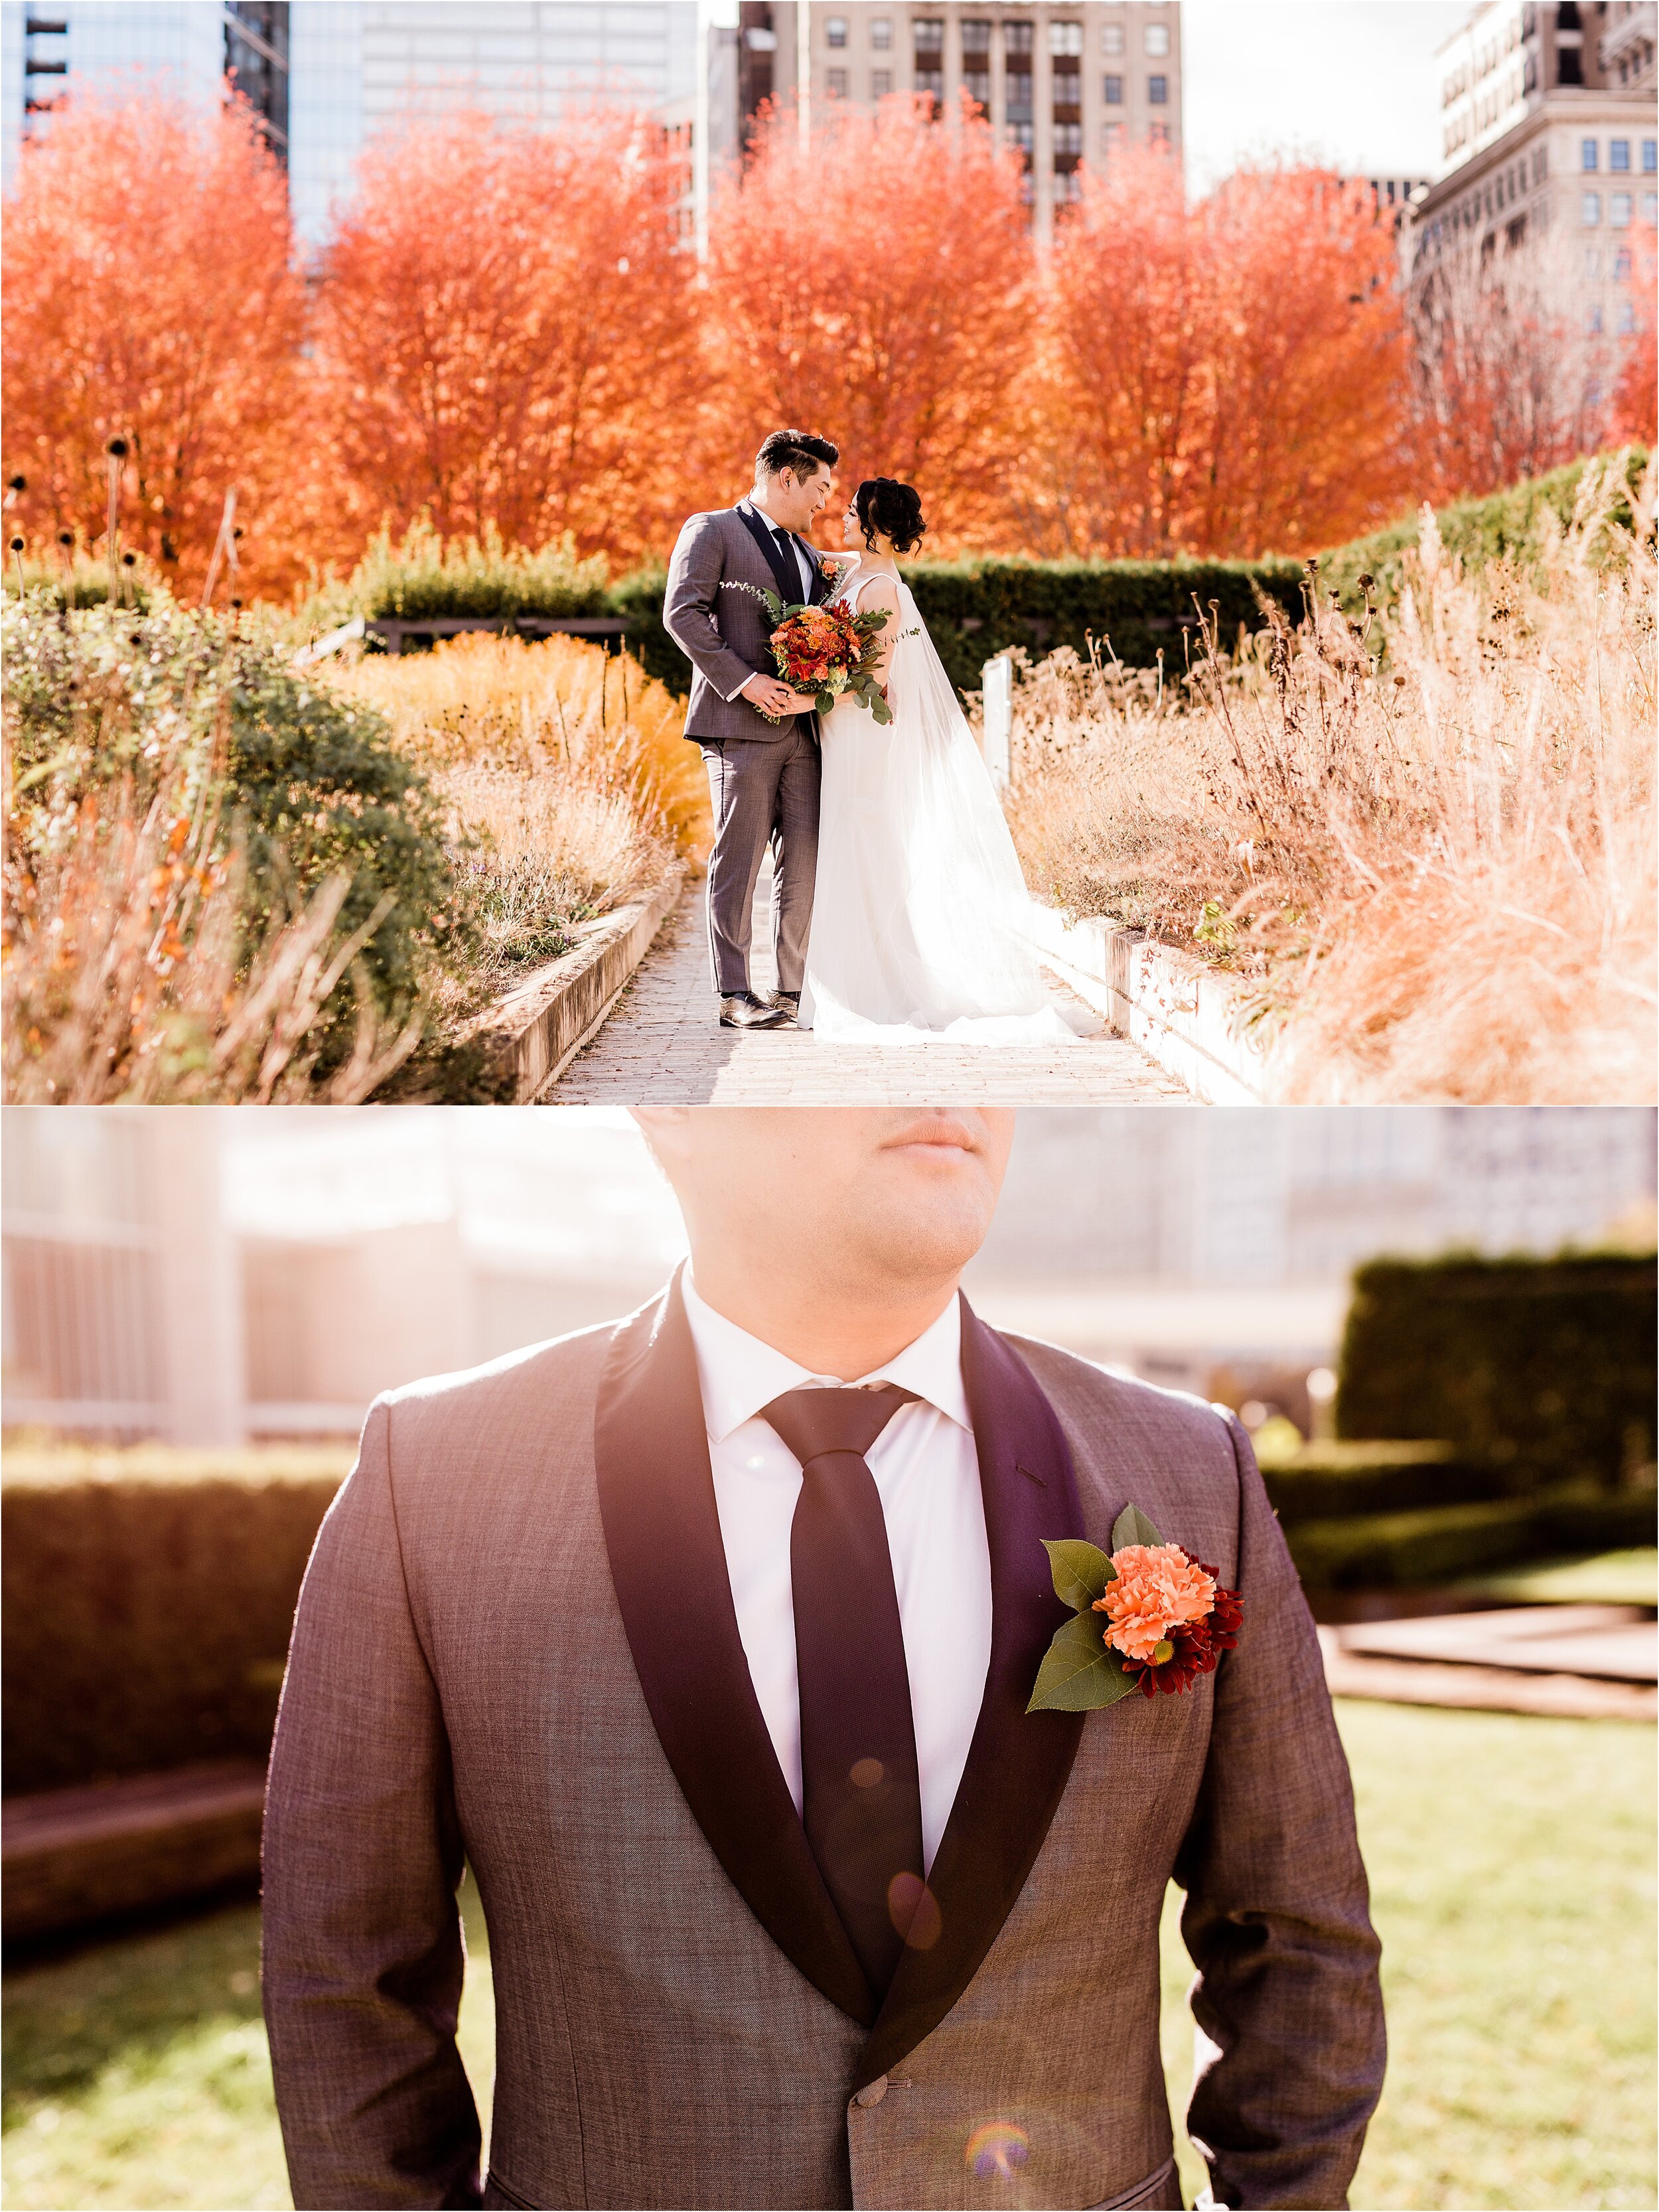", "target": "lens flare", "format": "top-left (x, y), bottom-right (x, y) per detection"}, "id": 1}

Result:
top-left (964, 2120), bottom-right (1030, 2181)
